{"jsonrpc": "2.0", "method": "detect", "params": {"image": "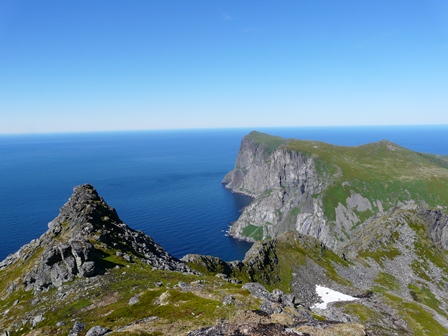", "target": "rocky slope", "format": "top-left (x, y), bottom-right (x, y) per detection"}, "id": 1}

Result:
top-left (223, 131), bottom-right (448, 248)
top-left (0, 184), bottom-right (365, 336)
top-left (186, 204), bottom-right (448, 335)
